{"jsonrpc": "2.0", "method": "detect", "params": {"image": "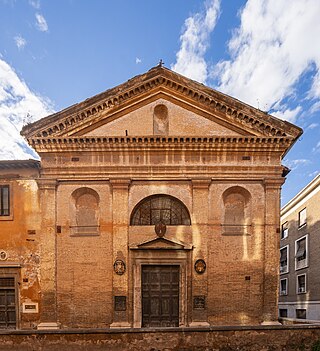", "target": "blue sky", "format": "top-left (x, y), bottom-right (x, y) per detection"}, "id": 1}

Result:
top-left (0, 0), bottom-right (319, 205)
